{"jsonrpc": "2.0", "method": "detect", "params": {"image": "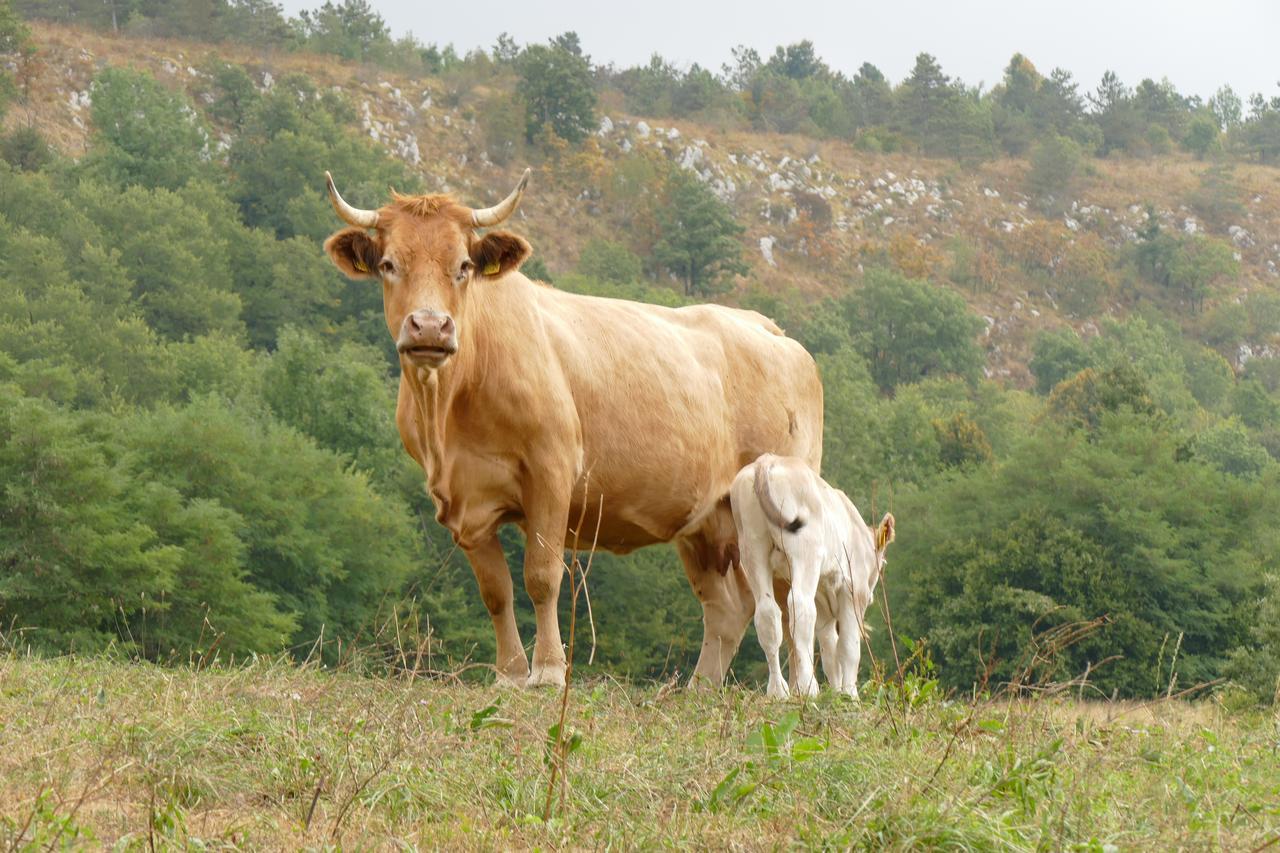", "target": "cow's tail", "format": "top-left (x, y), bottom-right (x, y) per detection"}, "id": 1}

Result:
top-left (753, 459), bottom-right (804, 533)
